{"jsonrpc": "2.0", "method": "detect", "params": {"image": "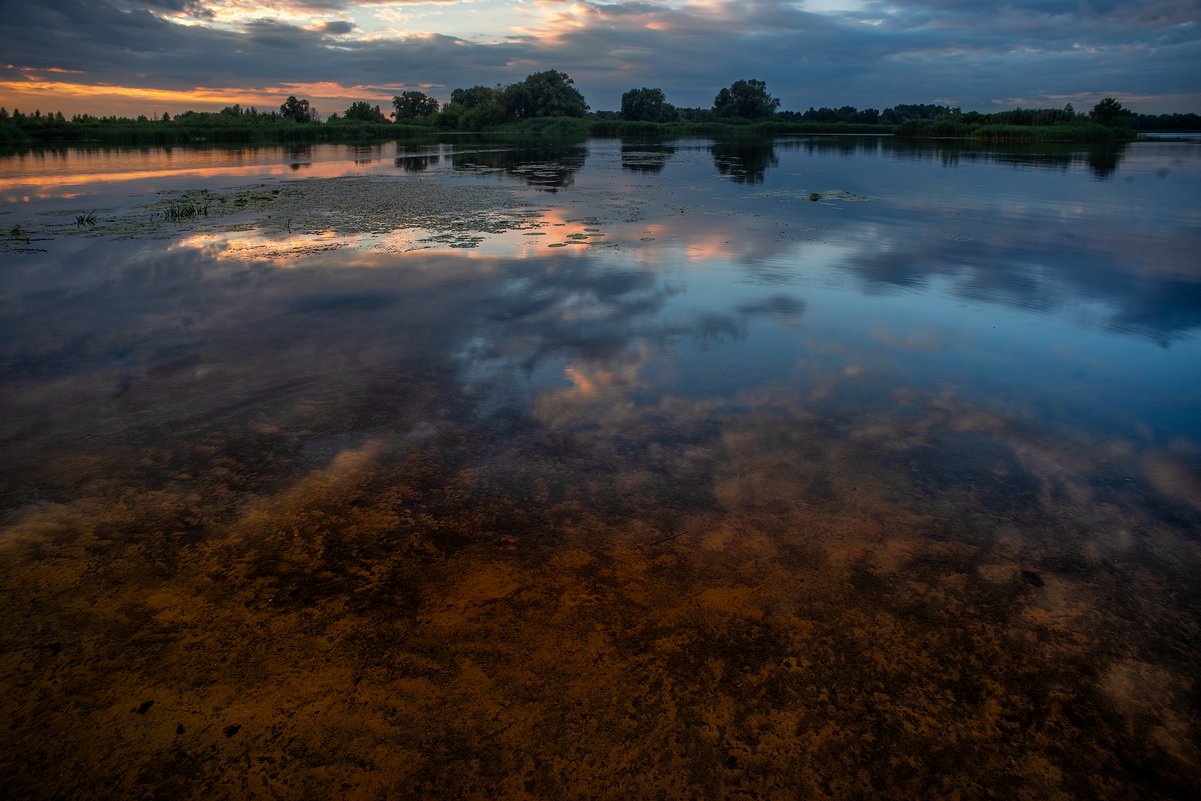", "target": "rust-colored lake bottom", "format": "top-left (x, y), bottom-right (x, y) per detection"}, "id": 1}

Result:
top-left (3, 385), bottom-right (1198, 799)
